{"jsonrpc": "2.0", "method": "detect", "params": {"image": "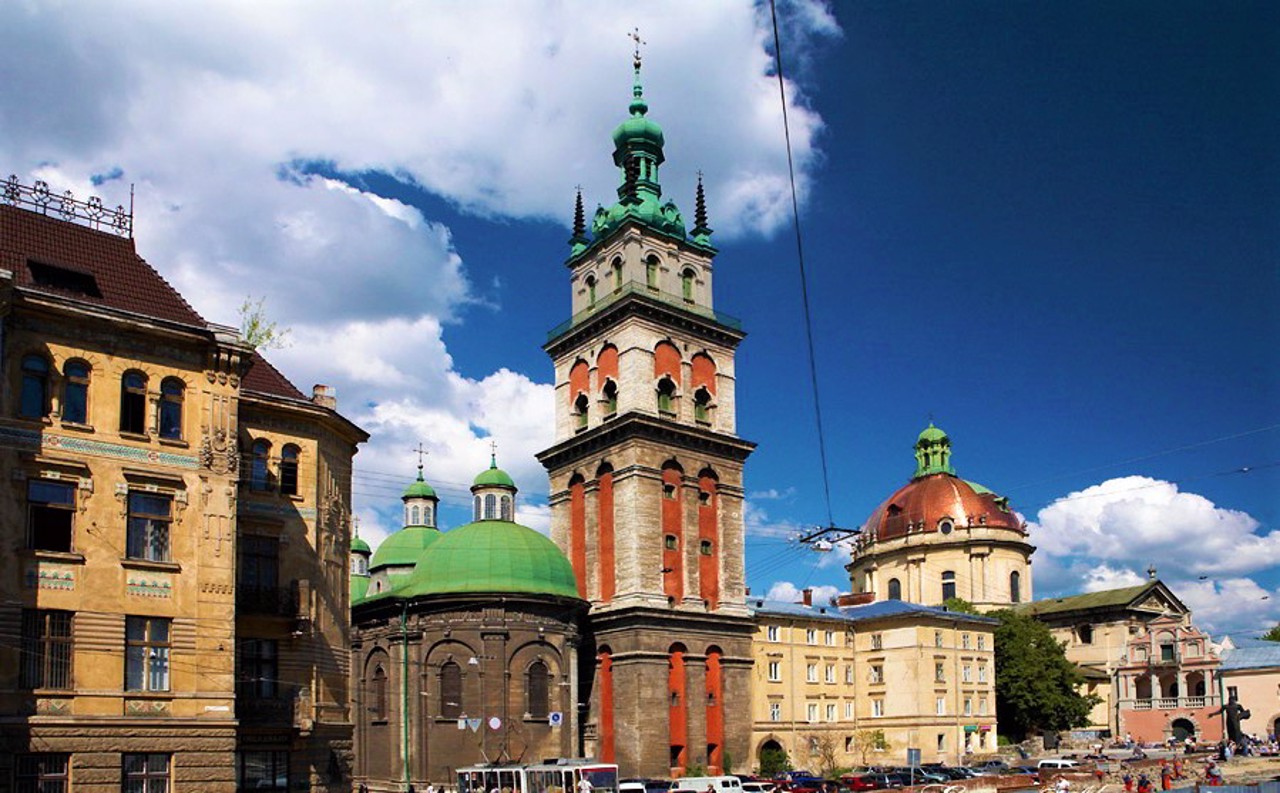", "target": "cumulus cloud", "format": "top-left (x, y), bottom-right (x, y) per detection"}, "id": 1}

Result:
top-left (1175, 578), bottom-right (1280, 637)
top-left (1080, 564), bottom-right (1148, 593)
top-left (765, 581), bottom-right (841, 606)
top-left (0, 2), bottom-right (838, 553)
